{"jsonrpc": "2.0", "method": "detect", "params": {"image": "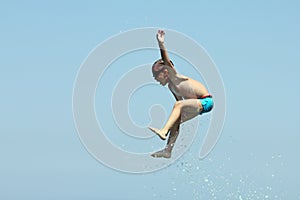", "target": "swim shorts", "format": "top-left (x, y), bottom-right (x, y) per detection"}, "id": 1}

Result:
top-left (199, 96), bottom-right (214, 114)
